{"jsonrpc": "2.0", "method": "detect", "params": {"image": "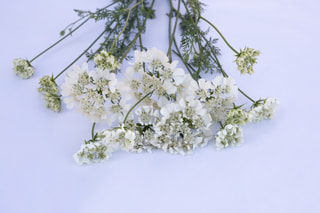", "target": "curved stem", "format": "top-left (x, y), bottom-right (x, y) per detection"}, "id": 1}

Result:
top-left (29, 17), bottom-right (91, 63)
top-left (200, 16), bottom-right (239, 55)
top-left (54, 29), bottom-right (107, 80)
top-left (123, 91), bottom-right (153, 124)
top-left (109, 0), bottom-right (144, 52)
top-left (91, 122), bottom-right (96, 138)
